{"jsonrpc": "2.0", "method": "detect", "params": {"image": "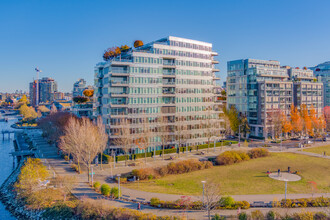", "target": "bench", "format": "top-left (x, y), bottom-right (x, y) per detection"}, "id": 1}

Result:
top-left (251, 201), bottom-right (267, 207)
